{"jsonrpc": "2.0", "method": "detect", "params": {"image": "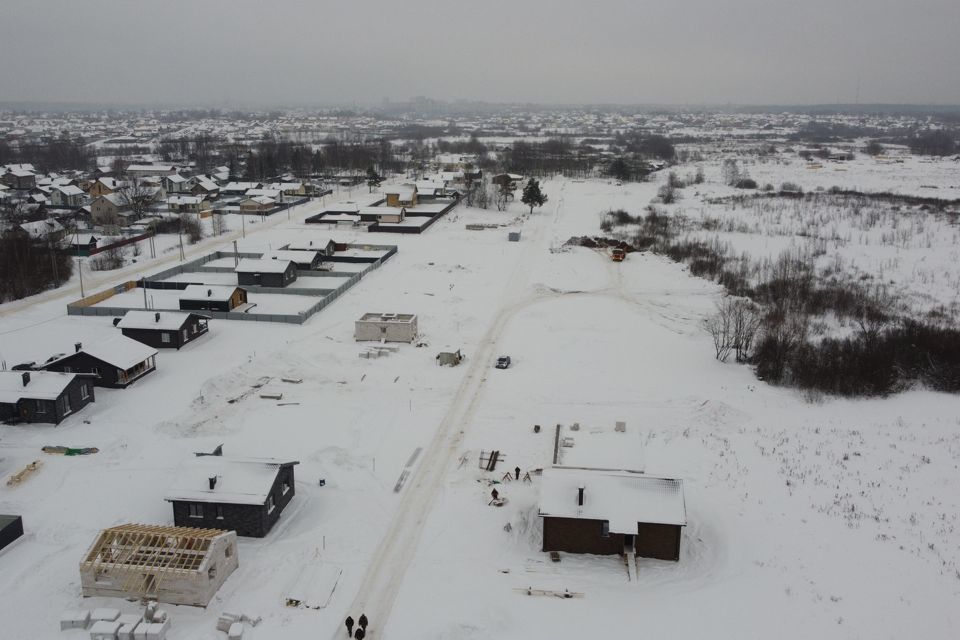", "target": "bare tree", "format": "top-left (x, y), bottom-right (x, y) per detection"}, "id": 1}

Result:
top-left (705, 297), bottom-right (763, 362)
top-left (117, 178), bottom-right (156, 220)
